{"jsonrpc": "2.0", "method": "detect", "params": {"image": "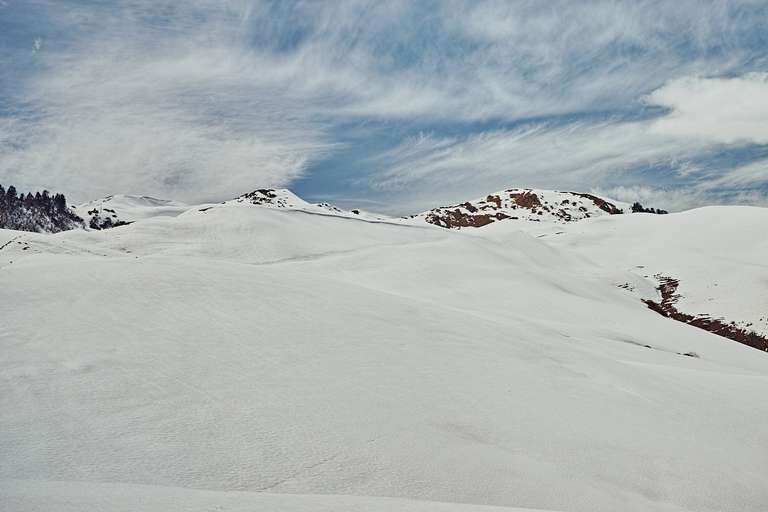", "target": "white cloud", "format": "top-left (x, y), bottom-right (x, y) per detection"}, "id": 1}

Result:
top-left (2, 0), bottom-right (768, 206)
top-left (0, 2), bottom-right (337, 202)
top-left (595, 183), bottom-right (768, 211)
top-left (364, 120), bottom-right (715, 210)
top-left (704, 158), bottom-right (768, 188)
top-left (647, 74), bottom-right (768, 144)
top-left (363, 103), bottom-right (768, 213)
